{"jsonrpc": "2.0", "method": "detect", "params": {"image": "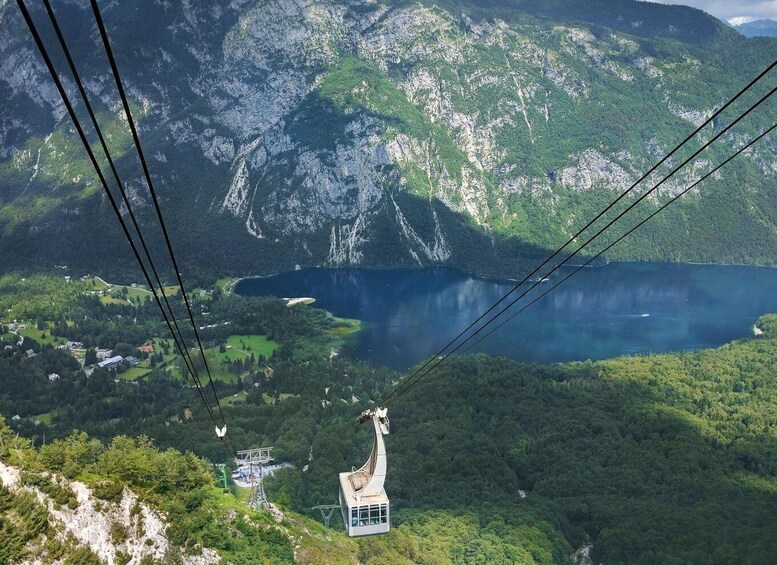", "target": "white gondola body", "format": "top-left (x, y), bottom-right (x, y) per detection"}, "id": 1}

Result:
top-left (339, 407), bottom-right (390, 536)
